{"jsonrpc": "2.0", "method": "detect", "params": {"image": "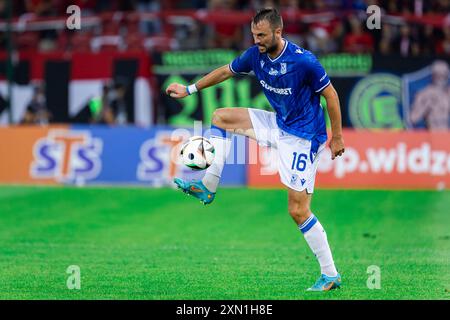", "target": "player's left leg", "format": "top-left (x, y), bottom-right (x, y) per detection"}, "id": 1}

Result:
top-left (287, 188), bottom-right (341, 291)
